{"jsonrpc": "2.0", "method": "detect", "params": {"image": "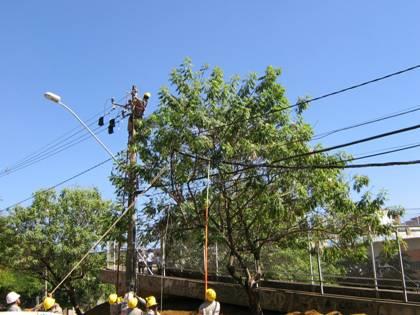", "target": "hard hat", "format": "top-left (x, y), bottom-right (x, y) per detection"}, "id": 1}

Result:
top-left (117, 297), bottom-right (123, 303)
top-left (143, 92), bottom-right (151, 99)
top-left (6, 291), bottom-right (20, 304)
top-left (128, 297), bottom-right (138, 309)
top-left (43, 297), bottom-right (55, 310)
top-left (108, 293), bottom-right (118, 304)
top-left (124, 291), bottom-right (135, 301)
top-left (146, 296), bottom-right (157, 308)
top-left (206, 288), bottom-right (216, 302)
